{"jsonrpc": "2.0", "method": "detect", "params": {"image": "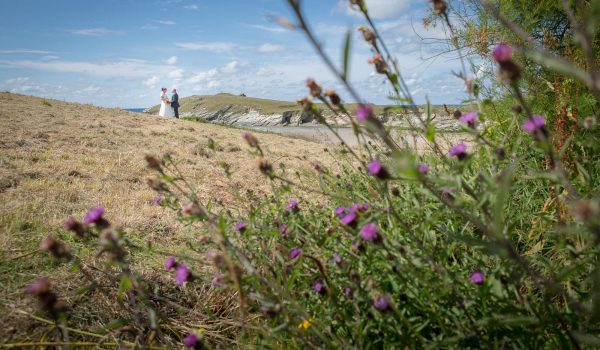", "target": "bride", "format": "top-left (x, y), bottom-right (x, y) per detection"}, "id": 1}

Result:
top-left (158, 87), bottom-right (175, 117)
